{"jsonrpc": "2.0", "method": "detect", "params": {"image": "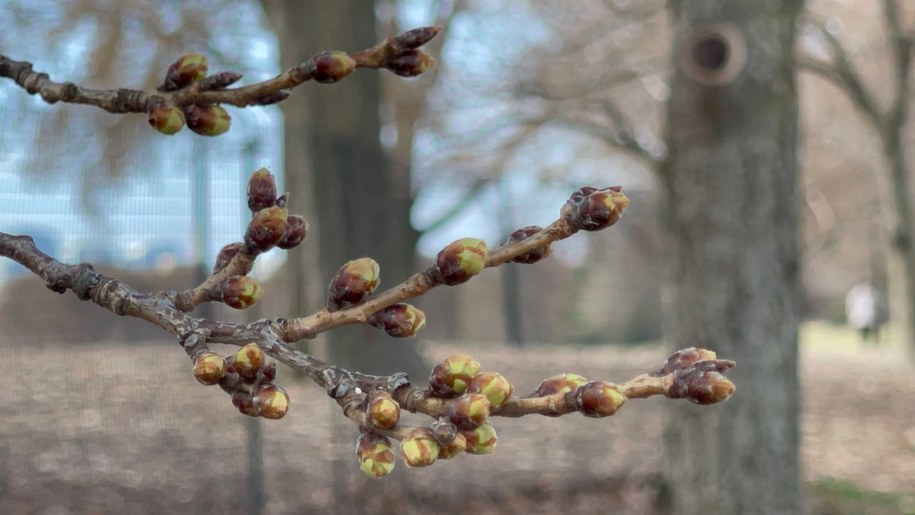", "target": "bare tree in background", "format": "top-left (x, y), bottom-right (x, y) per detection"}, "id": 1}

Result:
top-left (660, 2), bottom-right (803, 514)
top-left (800, 0), bottom-right (915, 360)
